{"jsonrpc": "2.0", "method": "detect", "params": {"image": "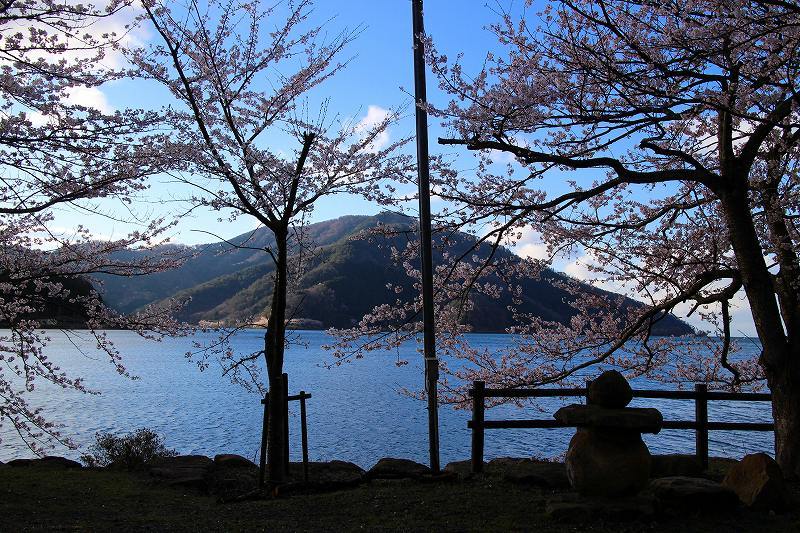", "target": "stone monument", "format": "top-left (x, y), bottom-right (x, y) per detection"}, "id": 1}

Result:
top-left (555, 370), bottom-right (663, 496)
